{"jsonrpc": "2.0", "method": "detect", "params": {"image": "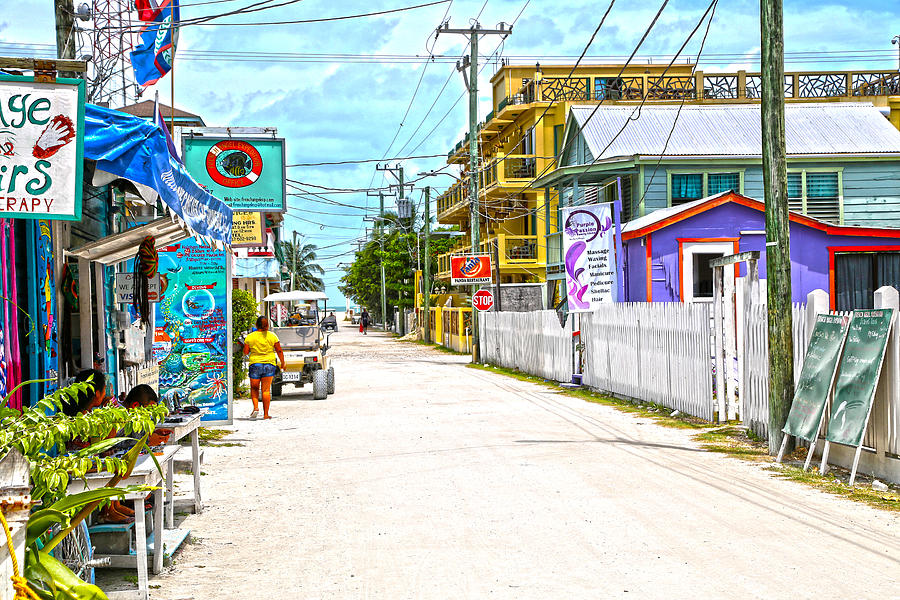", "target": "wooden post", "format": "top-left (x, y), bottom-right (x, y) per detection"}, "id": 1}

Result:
top-left (761, 0), bottom-right (794, 454)
top-left (713, 265), bottom-right (726, 423)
